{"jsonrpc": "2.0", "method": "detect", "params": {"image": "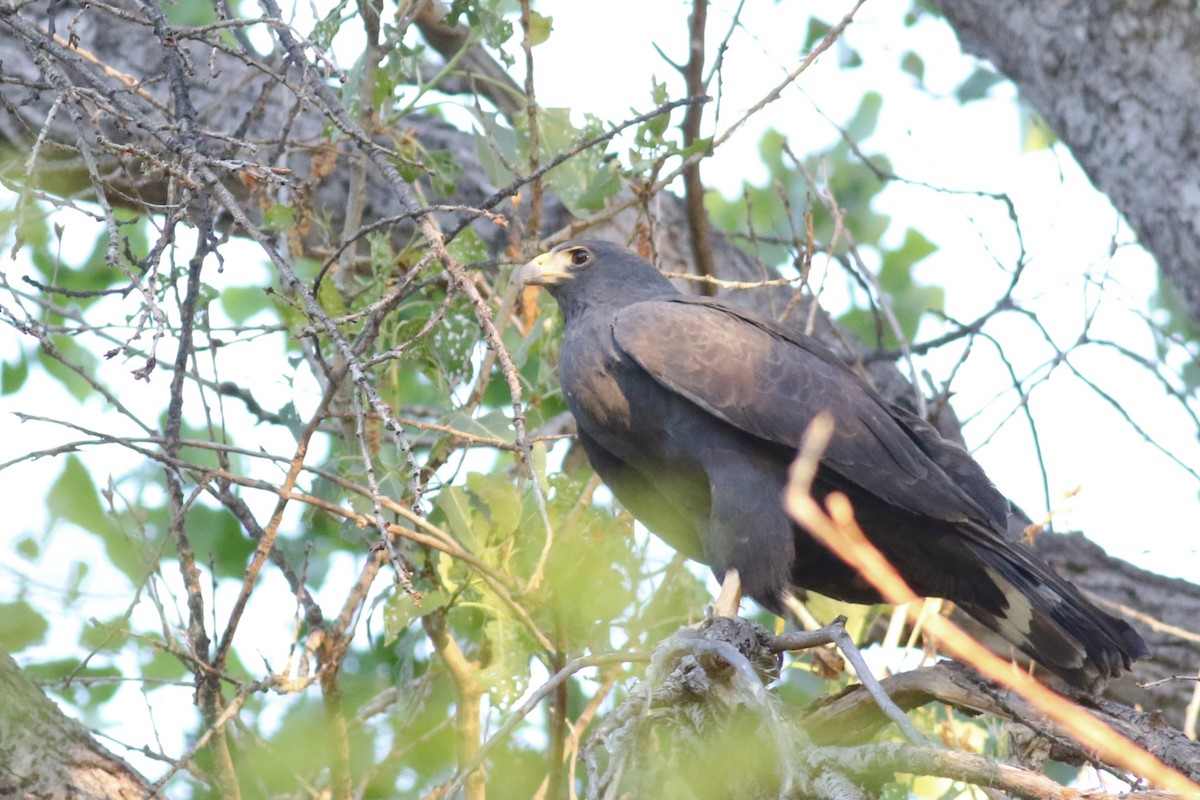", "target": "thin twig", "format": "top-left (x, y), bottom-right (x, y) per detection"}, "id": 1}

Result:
top-left (442, 653), bottom-right (650, 800)
top-left (680, 0), bottom-right (717, 295)
top-left (768, 620), bottom-right (927, 744)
